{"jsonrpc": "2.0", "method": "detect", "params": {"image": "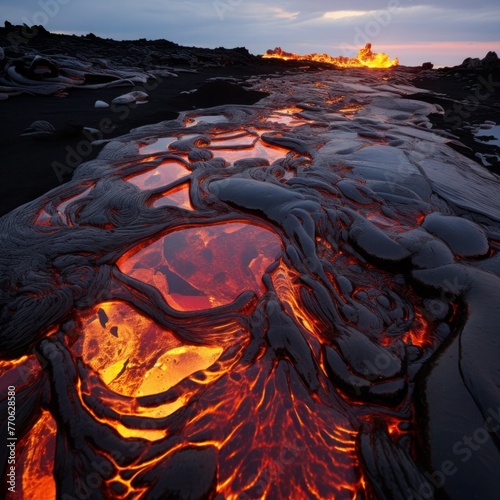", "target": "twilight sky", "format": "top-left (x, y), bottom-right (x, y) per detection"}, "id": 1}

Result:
top-left (2, 0), bottom-right (500, 66)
